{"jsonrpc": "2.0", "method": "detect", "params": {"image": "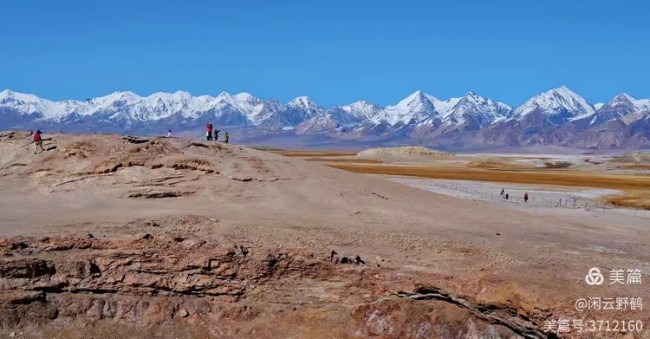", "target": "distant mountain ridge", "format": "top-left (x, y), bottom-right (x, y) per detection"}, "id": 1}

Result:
top-left (1, 87), bottom-right (649, 150)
